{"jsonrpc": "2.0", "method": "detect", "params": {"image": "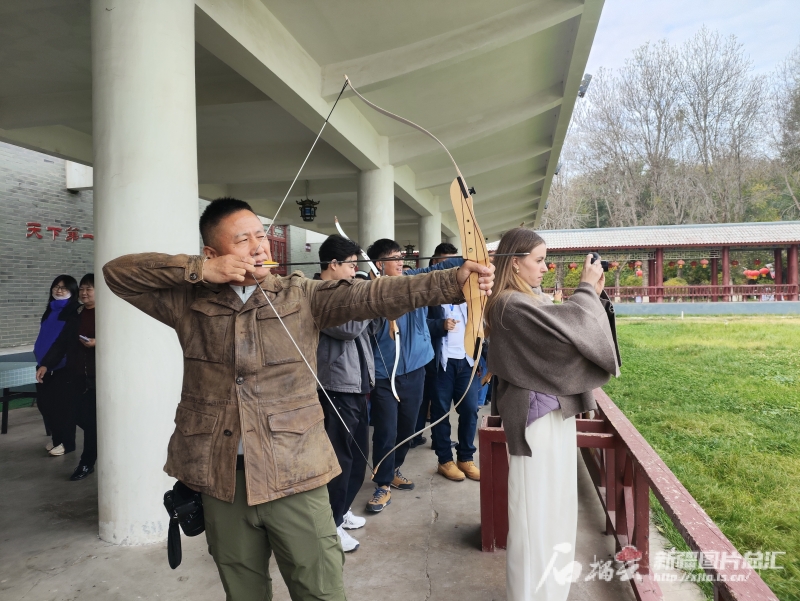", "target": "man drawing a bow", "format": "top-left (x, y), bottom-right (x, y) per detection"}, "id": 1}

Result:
top-left (102, 197), bottom-right (494, 601)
